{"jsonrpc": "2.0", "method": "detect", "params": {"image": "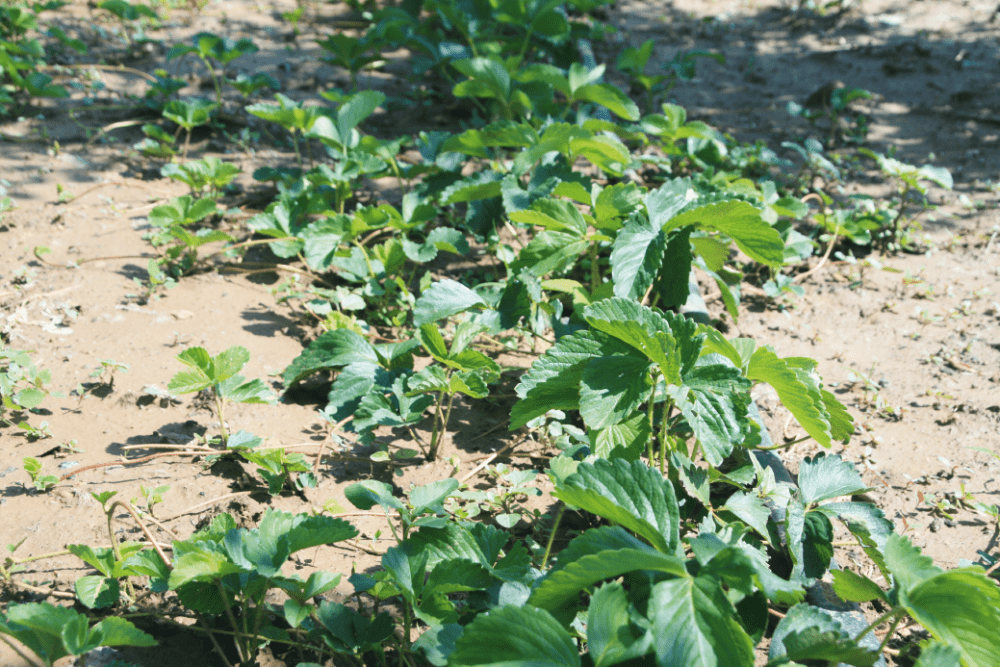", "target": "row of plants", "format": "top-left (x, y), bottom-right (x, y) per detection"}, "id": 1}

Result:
top-left (1, 1), bottom-right (987, 666)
